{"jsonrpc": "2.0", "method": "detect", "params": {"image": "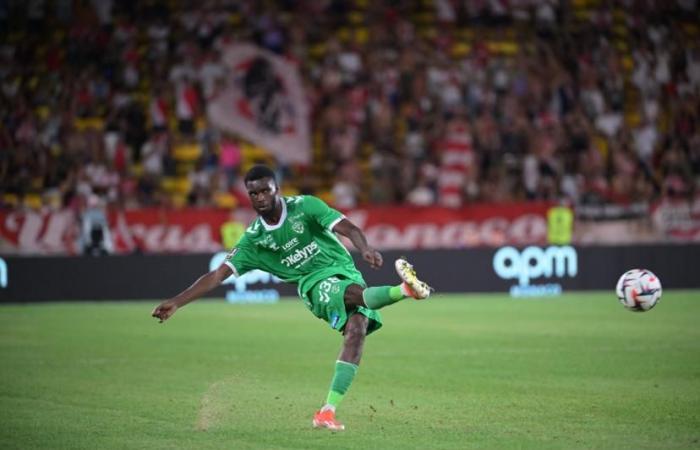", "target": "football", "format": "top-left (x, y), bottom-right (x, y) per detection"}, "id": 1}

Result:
top-left (615, 269), bottom-right (662, 312)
